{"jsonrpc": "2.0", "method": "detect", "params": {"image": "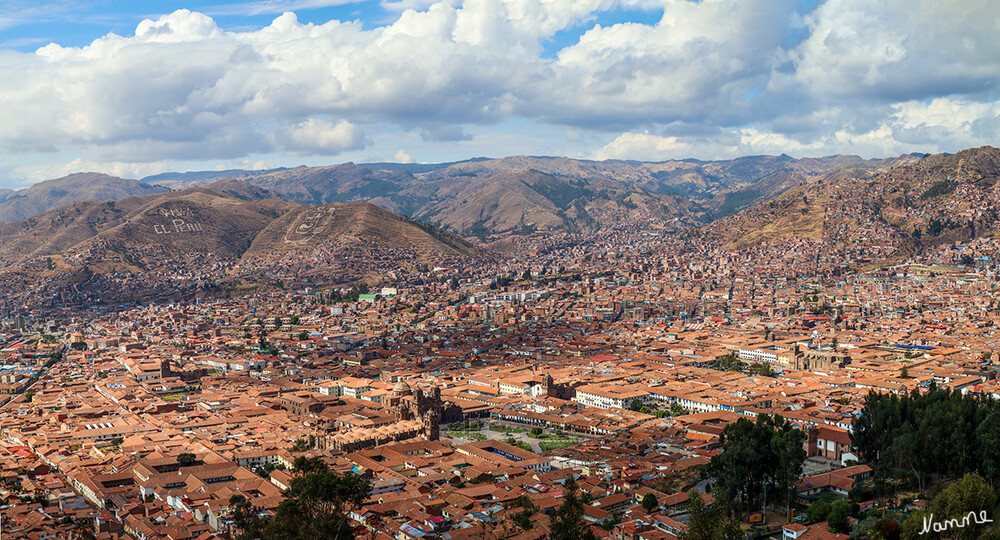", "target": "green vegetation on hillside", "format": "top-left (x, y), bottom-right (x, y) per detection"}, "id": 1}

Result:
top-left (920, 179), bottom-right (957, 199)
